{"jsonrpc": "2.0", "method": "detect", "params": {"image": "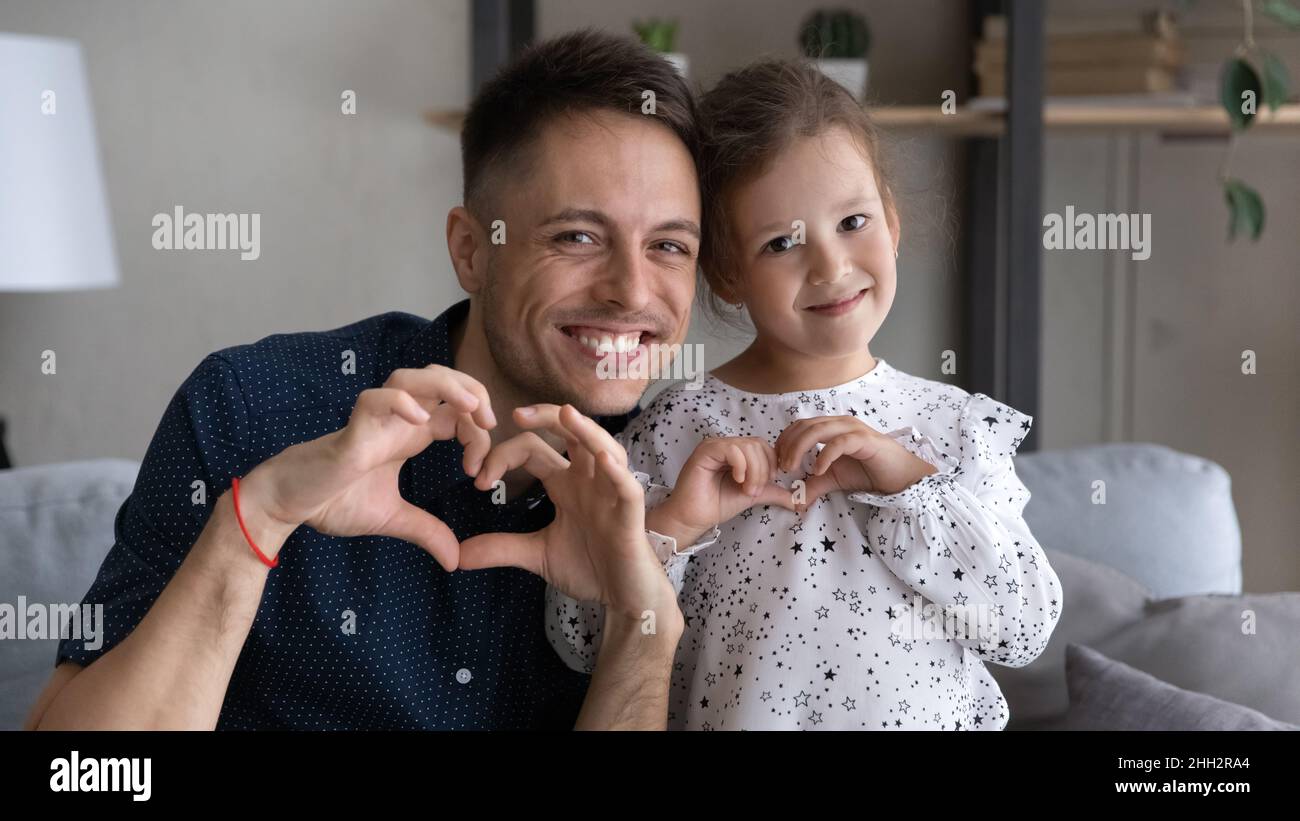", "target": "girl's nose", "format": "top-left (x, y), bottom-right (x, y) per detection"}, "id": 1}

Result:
top-left (806, 242), bottom-right (853, 286)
